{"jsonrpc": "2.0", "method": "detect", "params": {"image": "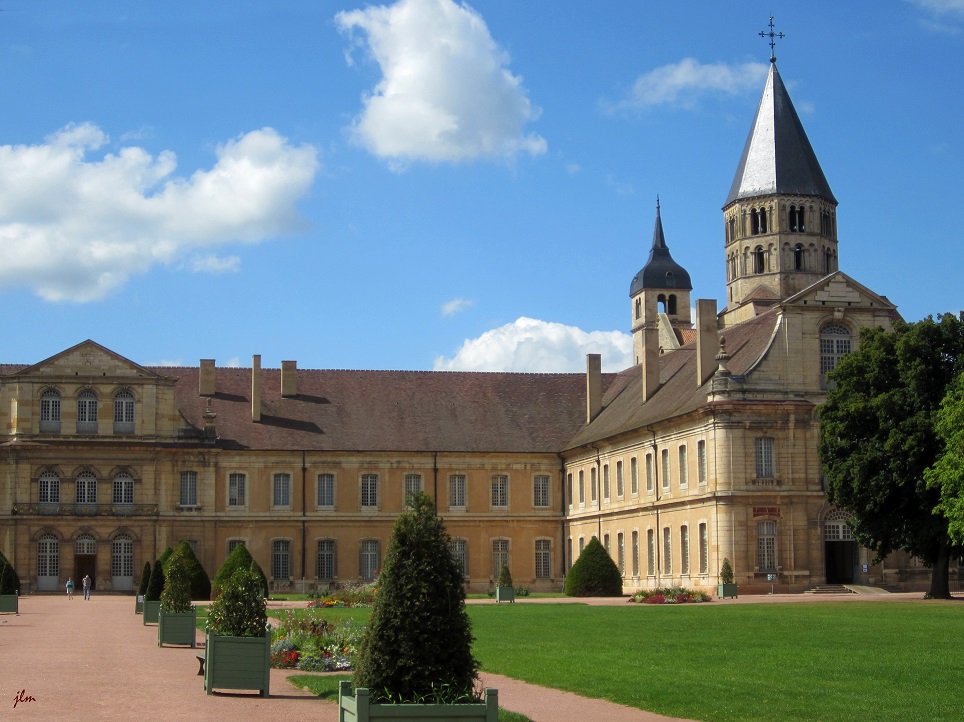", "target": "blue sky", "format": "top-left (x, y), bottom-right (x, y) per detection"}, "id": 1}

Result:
top-left (0, 0), bottom-right (961, 372)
